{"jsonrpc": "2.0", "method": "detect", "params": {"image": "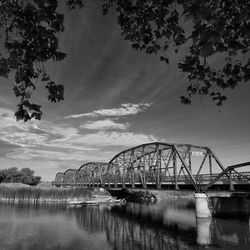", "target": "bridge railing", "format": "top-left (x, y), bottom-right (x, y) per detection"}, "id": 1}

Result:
top-left (54, 170), bottom-right (250, 189)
